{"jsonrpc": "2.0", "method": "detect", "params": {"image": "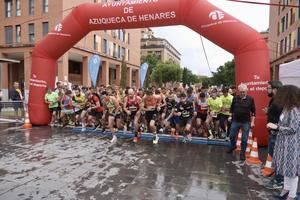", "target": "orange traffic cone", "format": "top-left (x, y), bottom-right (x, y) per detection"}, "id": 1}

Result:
top-left (248, 130), bottom-right (253, 146)
top-left (245, 138), bottom-right (252, 158)
top-left (23, 112), bottom-right (32, 129)
top-left (235, 131), bottom-right (242, 152)
top-left (261, 154), bottom-right (275, 177)
top-left (246, 138), bottom-right (262, 165)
